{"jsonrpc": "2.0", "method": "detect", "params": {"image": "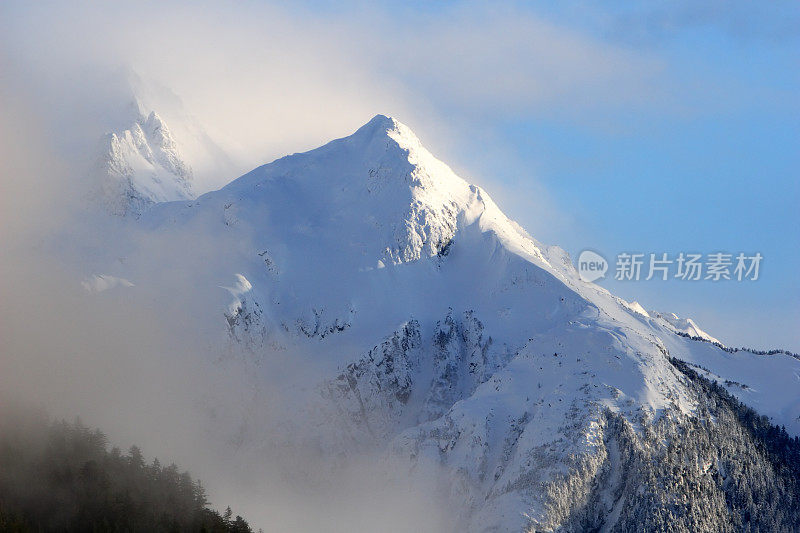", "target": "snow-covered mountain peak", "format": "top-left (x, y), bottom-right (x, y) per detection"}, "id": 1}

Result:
top-left (92, 106), bottom-right (195, 217)
top-left (352, 113), bottom-right (473, 195)
top-left (351, 113), bottom-right (398, 138)
top-left (86, 72), bottom-right (240, 217)
top-left (89, 112), bottom-right (800, 531)
top-left (141, 111), bottom-right (172, 145)
top-left (319, 113), bottom-right (473, 199)
top-left (191, 114), bottom-right (548, 270)
top-left (346, 113), bottom-right (421, 149)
